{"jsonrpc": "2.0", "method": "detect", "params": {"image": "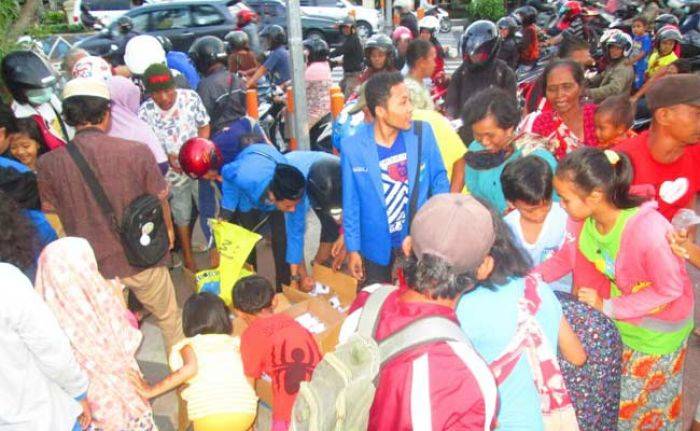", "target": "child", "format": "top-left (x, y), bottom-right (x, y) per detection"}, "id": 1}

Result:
top-left (646, 26), bottom-right (681, 78)
top-left (594, 95), bottom-right (637, 149)
top-left (535, 148), bottom-right (693, 430)
top-left (8, 117), bottom-right (47, 172)
top-left (130, 292), bottom-right (258, 431)
top-left (232, 275), bottom-right (321, 431)
top-left (630, 16), bottom-right (653, 90)
top-left (501, 155), bottom-right (572, 292)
